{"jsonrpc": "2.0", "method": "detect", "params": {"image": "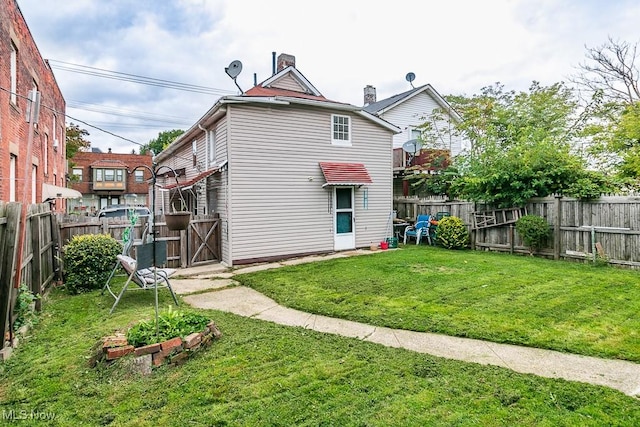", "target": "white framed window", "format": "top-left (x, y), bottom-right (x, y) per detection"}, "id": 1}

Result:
top-left (31, 165), bottom-right (37, 204)
top-left (135, 170), bottom-right (144, 182)
top-left (208, 130), bottom-right (216, 165)
top-left (44, 133), bottom-right (49, 175)
top-left (410, 128), bottom-right (421, 140)
top-left (10, 42), bottom-right (17, 105)
top-left (9, 155), bottom-right (17, 201)
top-left (72, 168), bottom-right (83, 181)
top-left (331, 114), bottom-right (351, 146)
